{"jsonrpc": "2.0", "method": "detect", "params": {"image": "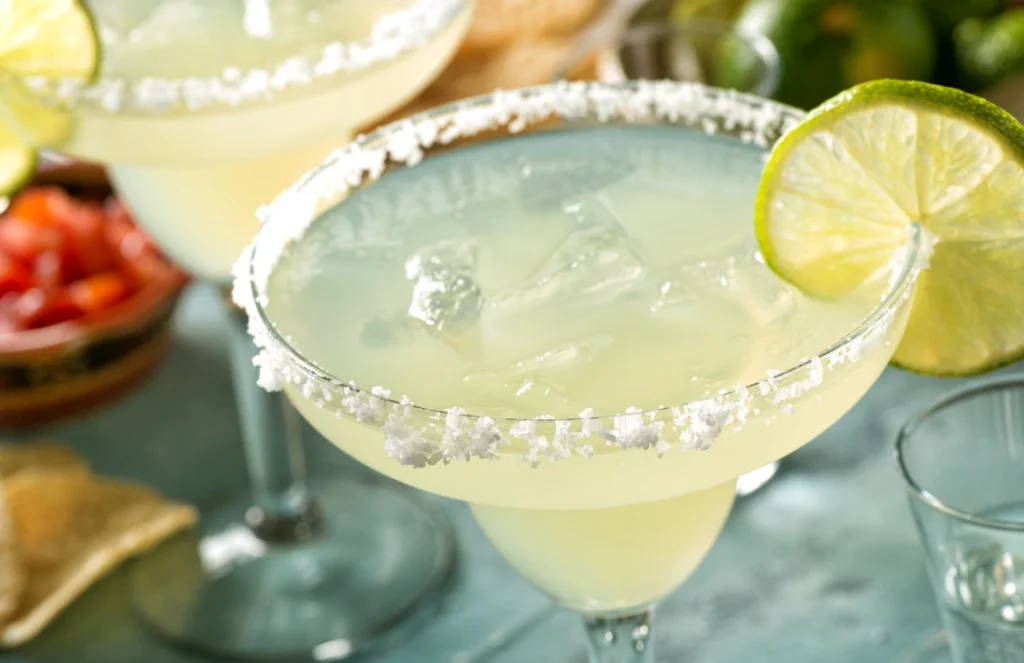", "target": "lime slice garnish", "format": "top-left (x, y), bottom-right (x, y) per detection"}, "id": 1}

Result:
top-left (0, 0), bottom-right (99, 196)
top-left (2, 0), bottom-right (99, 80)
top-left (755, 79), bottom-right (1024, 376)
top-left (0, 121), bottom-right (36, 197)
